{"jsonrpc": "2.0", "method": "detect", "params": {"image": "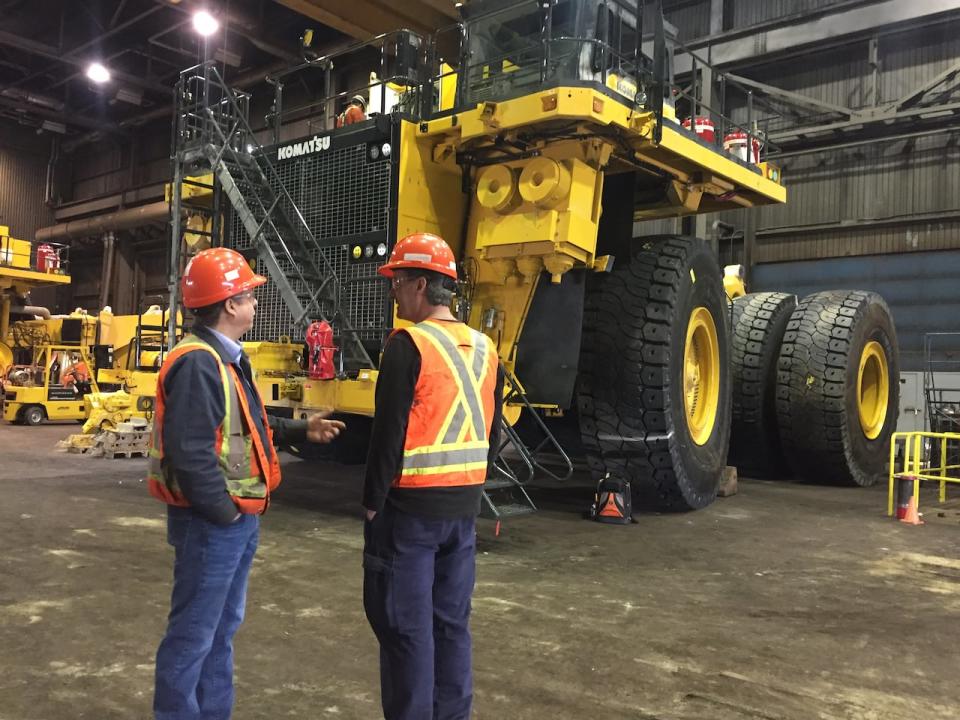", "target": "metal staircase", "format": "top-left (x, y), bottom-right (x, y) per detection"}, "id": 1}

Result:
top-left (481, 368), bottom-right (575, 532)
top-left (168, 61), bottom-right (372, 368)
